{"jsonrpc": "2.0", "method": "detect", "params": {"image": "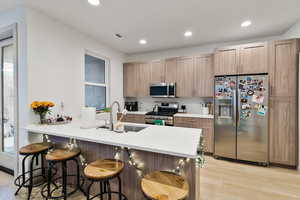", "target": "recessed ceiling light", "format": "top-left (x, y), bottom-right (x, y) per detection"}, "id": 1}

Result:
top-left (241, 20), bottom-right (252, 27)
top-left (88, 0), bottom-right (100, 6)
top-left (184, 31), bottom-right (193, 37)
top-left (139, 39), bottom-right (147, 45)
